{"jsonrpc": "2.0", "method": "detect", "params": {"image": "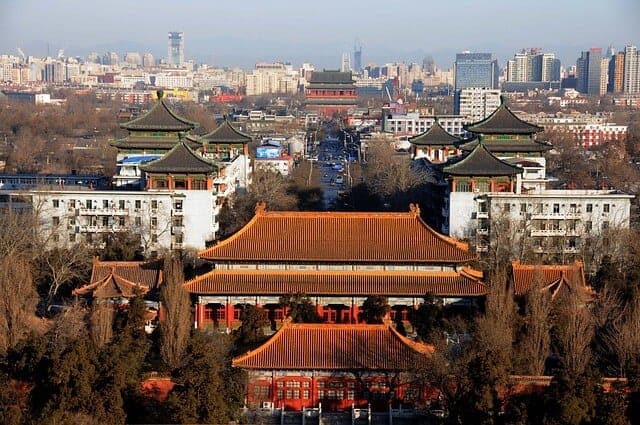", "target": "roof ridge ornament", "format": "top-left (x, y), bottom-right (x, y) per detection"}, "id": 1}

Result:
top-left (255, 202), bottom-right (267, 214)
